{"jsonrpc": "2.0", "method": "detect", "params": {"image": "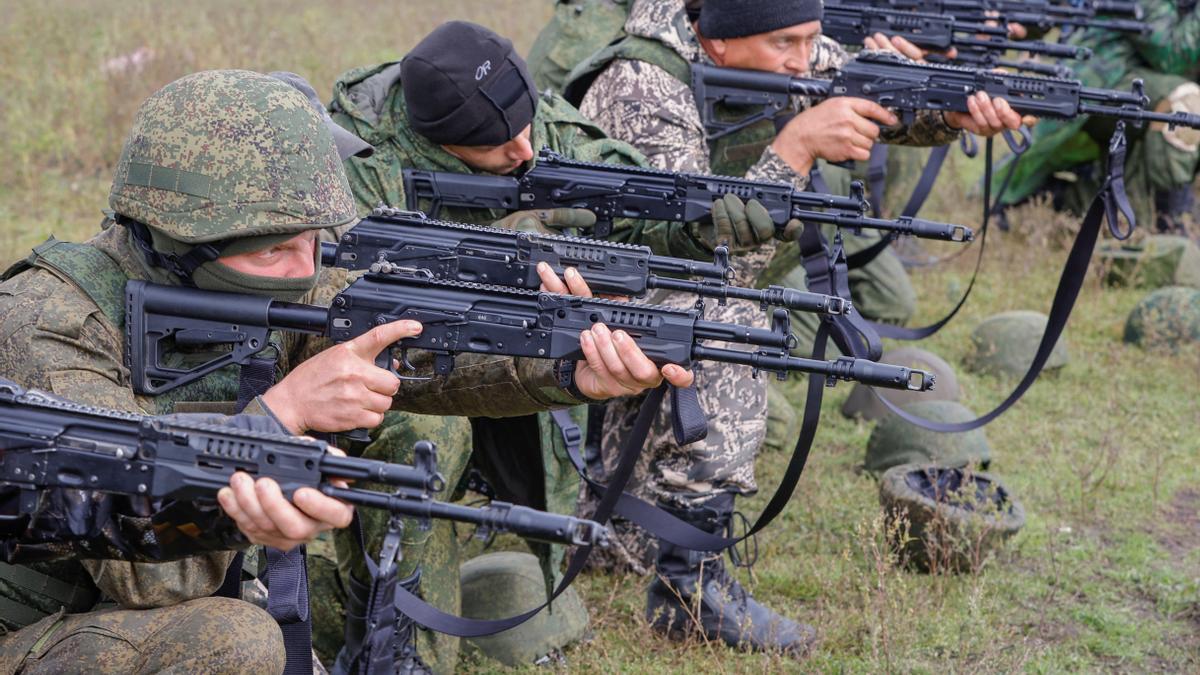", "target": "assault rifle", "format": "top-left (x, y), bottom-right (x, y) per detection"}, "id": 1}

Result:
top-left (823, 4), bottom-right (1092, 61)
top-left (402, 149), bottom-right (974, 242)
top-left (692, 52), bottom-right (1200, 141)
top-left (320, 207), bottom-right (850, 317)
top-left (839, 0), bottom-right (1148, 33)
top-left (0, 379), bottom-right (608, 547)
top-left (123, 272), bottom-right (935, 398)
